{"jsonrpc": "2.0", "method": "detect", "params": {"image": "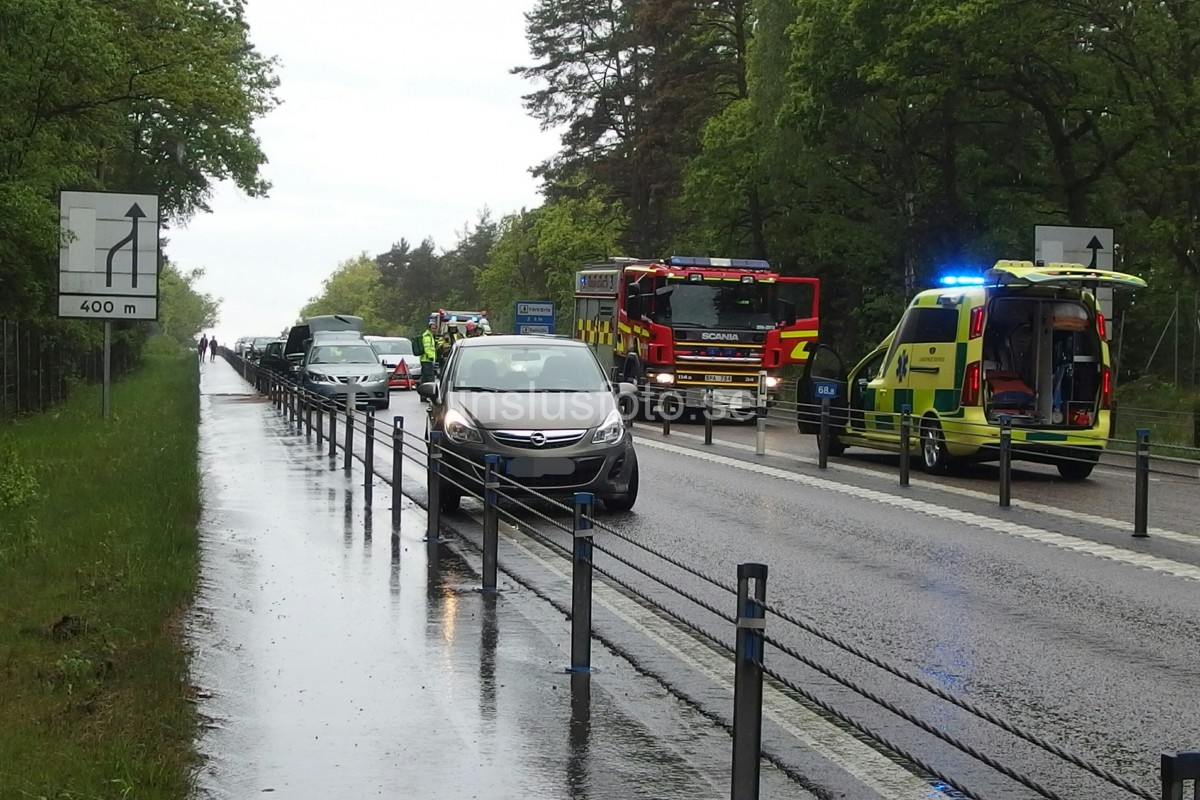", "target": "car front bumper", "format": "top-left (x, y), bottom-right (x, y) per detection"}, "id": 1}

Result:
top-left (438, 432), bottom-right (636, 499)
top-left (304, 380), bottom-right (389, 407)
